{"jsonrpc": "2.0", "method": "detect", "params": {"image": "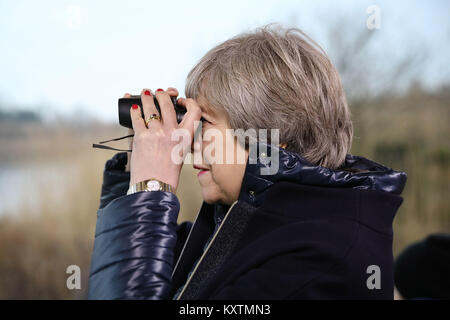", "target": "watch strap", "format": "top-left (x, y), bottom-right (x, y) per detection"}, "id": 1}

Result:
top-left (127, 178), bottom-right (176, 195)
